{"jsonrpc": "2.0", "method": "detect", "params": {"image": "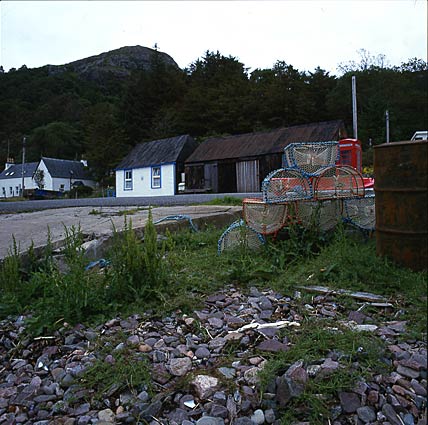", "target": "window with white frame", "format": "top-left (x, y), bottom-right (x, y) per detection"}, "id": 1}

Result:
top-left (124, 169), bottom-right (133, 190)
top-left (9, 187), bottom-right (12, 195)
top-left (151, 166), bottom-right (161, 188)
